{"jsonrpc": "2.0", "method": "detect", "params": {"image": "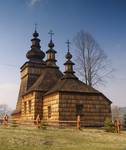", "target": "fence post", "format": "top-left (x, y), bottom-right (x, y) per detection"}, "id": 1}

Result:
top-left (114, 119), bottom-right (121, 133)
top-left (77, 115), bottom-right (81, 130)
top-left (3, 114), bottom-right (9, 128)
top-left (35, 114), bottom-right (41, 128)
